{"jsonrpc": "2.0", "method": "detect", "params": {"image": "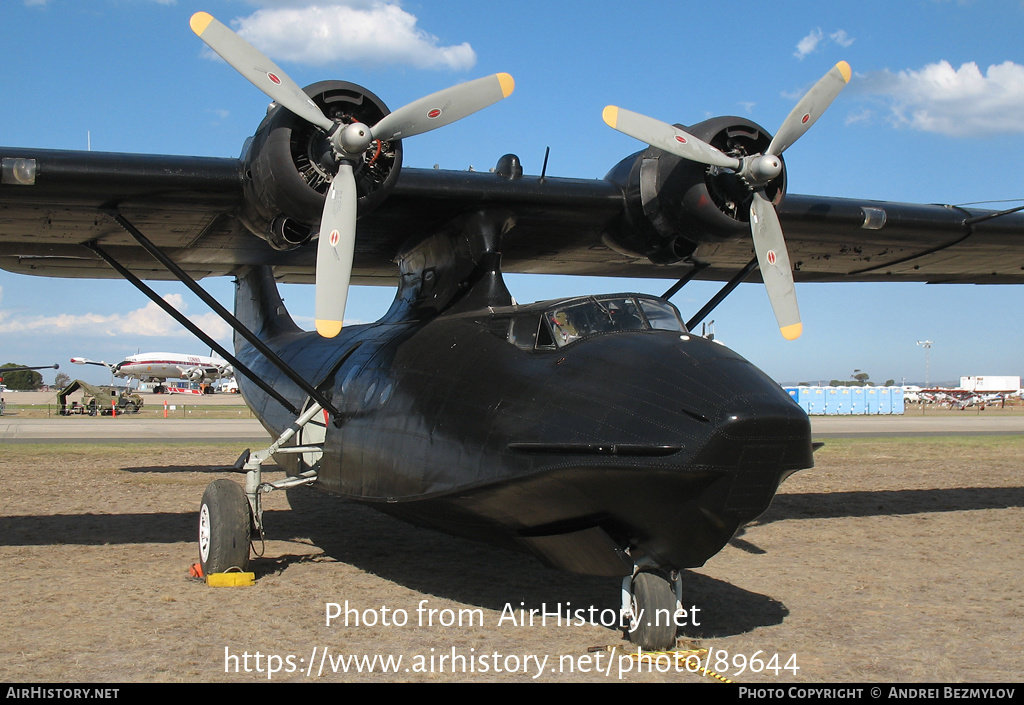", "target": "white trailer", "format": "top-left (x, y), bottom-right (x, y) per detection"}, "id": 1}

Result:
top-left (959, 376), bottom-right (1021, 393)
